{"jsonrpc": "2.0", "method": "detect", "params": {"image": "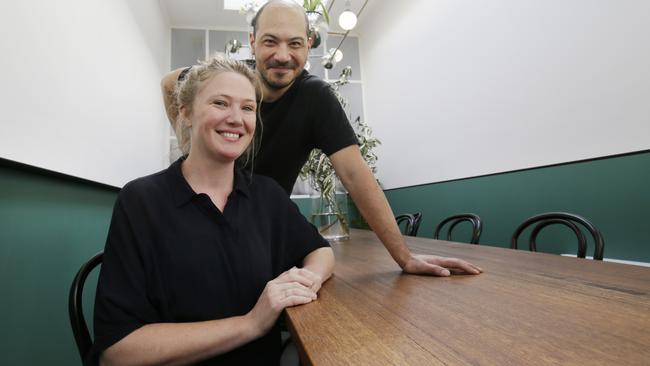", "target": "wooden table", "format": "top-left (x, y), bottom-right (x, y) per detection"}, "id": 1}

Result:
top-left (285, 229), bottom-right (650, 365)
